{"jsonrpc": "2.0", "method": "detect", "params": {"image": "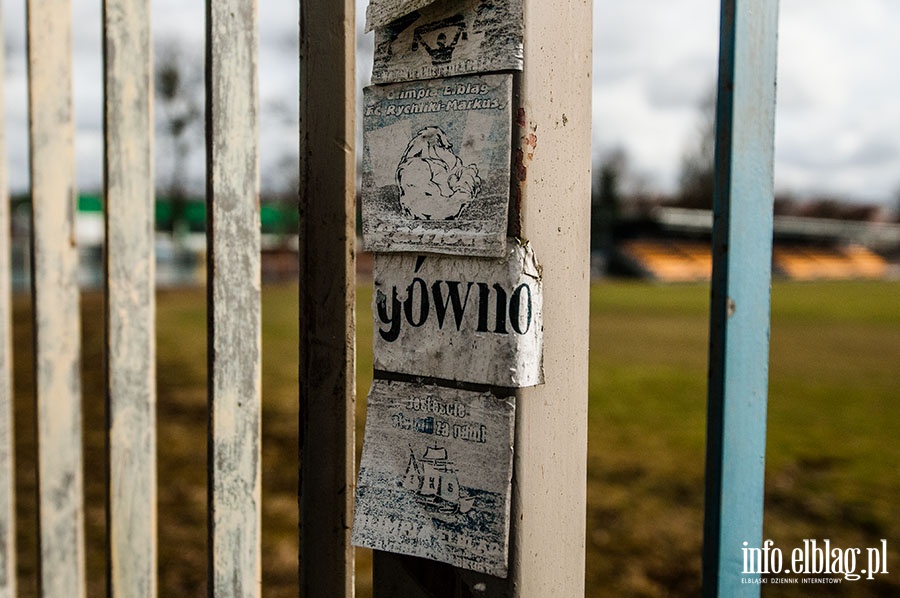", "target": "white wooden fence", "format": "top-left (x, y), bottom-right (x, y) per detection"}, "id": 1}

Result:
top-left (0, 0), bottom-right (782, 596)
top-left (0, 0), bottom-right (357, 596)
top-left (0, 0), bottom-right (597, 595)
